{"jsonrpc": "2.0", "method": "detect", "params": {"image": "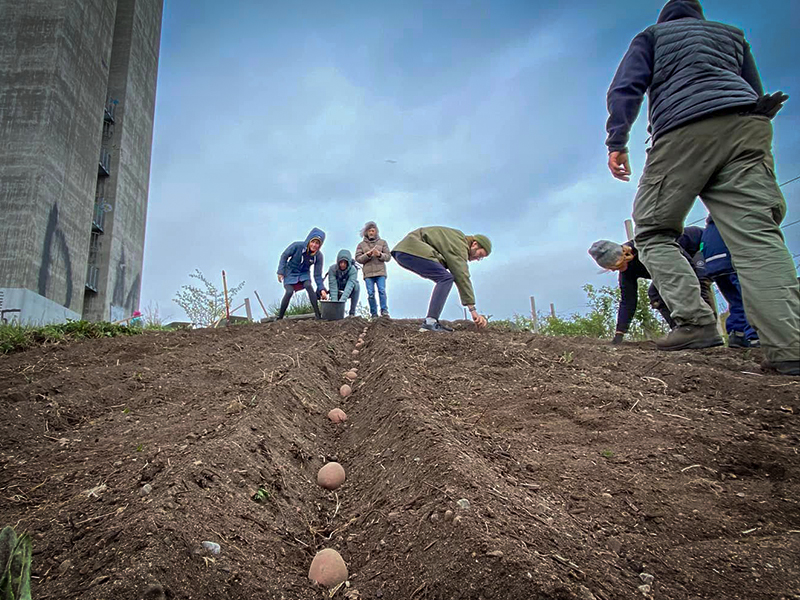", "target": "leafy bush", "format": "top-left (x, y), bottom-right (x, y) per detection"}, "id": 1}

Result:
top-left (0, 526), bottom-right (32, 600)
top-left (173, 269), bottom-right (245, 327)
top-left (492, 282), bottom-right (669, 341)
